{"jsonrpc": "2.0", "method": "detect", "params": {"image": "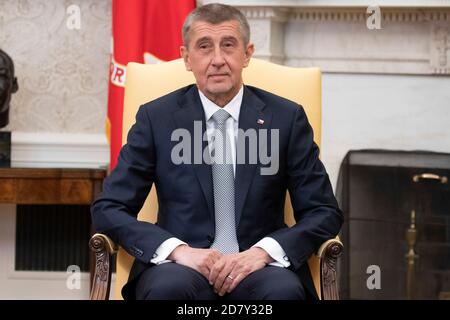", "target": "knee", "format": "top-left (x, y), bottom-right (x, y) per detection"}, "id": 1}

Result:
top-left (135, 264), bottom-right (215, 300)
top-left (263, 280), bottom-right (306, 300)
top-left (139, 275), bottom-right (195, 300)
top-left (256, 273), bottom-right (306, 300)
